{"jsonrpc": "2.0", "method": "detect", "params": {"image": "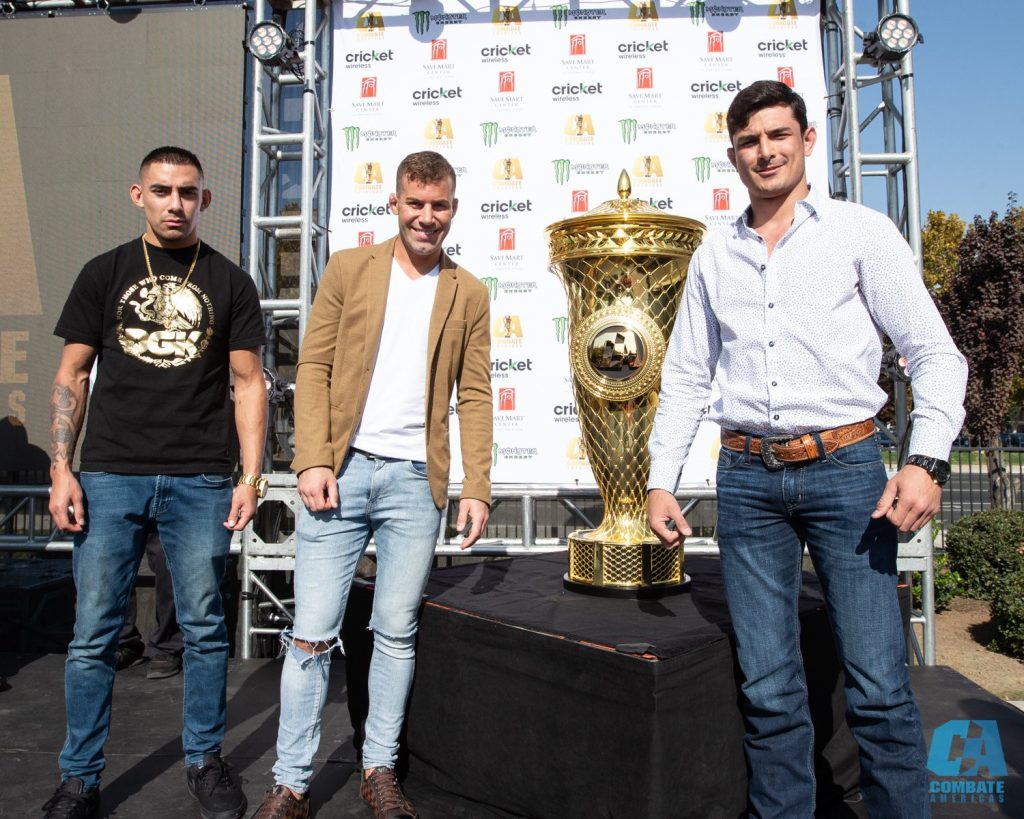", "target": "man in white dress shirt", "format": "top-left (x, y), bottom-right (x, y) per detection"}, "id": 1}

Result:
top-left (647, 80), bottom-right (966, 818)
